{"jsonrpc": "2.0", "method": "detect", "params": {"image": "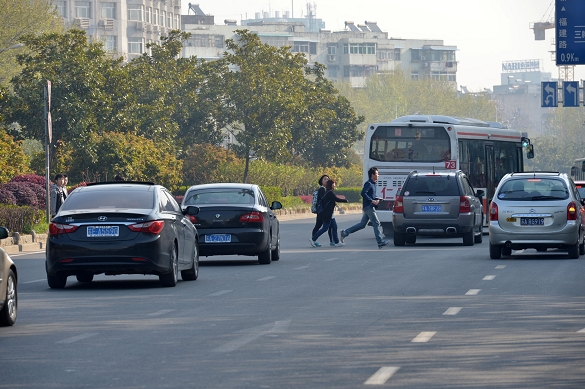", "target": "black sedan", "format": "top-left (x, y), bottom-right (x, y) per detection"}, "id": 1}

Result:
top-left (46, 182), bottom-right (199, 288)
top-left (181, 183), bottom-right (282, 264)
